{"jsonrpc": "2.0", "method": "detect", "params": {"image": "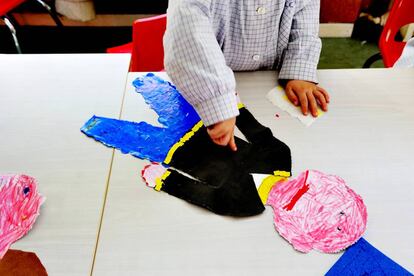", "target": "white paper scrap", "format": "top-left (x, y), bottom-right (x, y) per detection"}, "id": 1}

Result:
top-left (266, 86), bottom-right (324, 127)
